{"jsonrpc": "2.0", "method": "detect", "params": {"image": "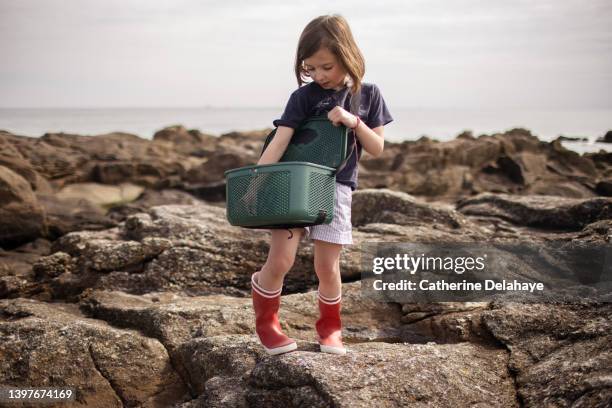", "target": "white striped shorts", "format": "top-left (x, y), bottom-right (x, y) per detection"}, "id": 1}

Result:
top-left (303, 182), bottom-right (353, 245)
